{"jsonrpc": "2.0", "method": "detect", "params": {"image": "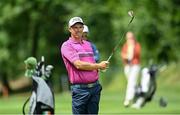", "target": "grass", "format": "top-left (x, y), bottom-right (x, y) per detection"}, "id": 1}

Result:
top-left (0, 88), bottom-right (179, 114)
top-left (0, 62), bottom-right (180, 114)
